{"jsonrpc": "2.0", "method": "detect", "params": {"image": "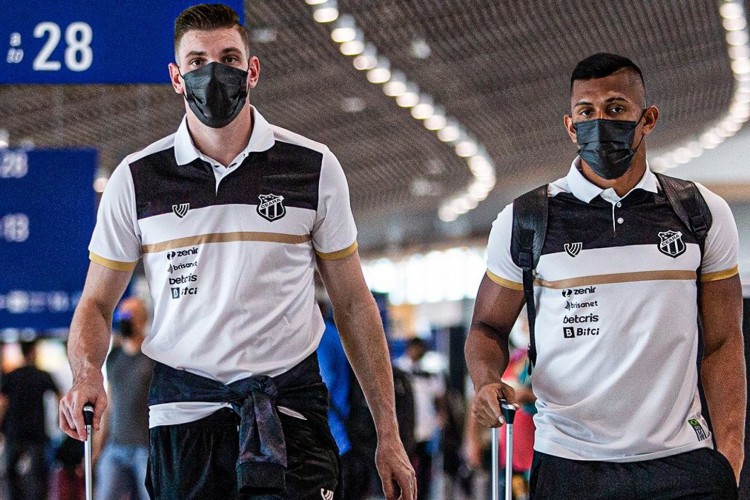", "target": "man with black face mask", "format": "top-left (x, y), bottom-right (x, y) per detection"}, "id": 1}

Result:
top-left (466, 53), bottom-right (744, 499)
top-left (58, 4), bottom-right (415, 500)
